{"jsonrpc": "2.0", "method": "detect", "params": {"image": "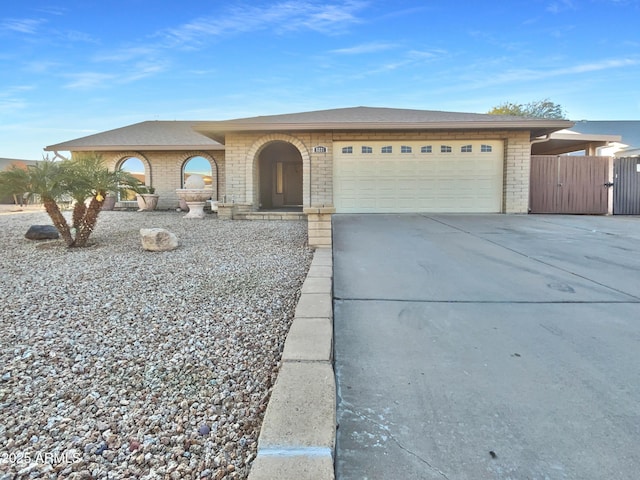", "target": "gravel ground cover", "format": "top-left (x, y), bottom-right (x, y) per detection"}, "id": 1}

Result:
top-left (0, 210), bottom-right (312, 479)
